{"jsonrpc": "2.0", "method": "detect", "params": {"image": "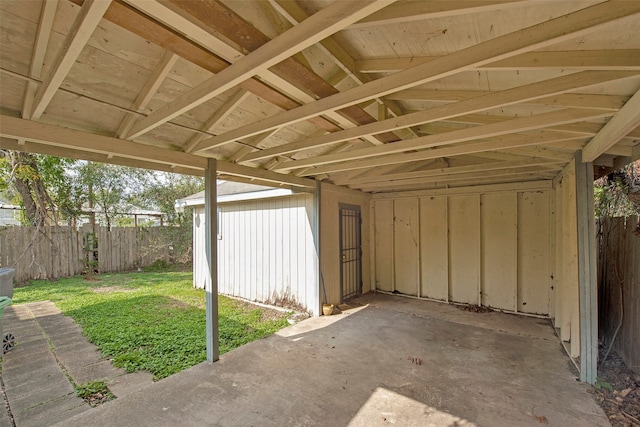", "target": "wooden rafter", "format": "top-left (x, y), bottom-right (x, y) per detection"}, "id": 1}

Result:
top-left (30, 0), bottom-right (111, 120)
top-left (69, 0), bottom-right (349, 137)
top-left (123, 0), bottom-right (396, 139)
top-left (201, 1), bottom-right (640, 148)
top-left (347, 158), bottom-right (563, 186)
top-left (387, 90), bottom-right (630, 111)
top-left (348, 0), bottom-right (532, 29)
top-left (355, 168), bottom-right (560, 192)
top-left (240, 71), bottom-right (636, 163)
top-left (185, 88), bottom-right (251, 153)
top-left (356, 50), bottom-right (640, 73)
top-left (0, 115), bottom-right (315, 189)
top-left (22, 0), bottom-right (58, 120)
top-left (268, 0), bottom-right (419, 137)
top-left (289, 130), bottom-right (591, 176)
top-left (116, 51), bottom-right (178, 138)
top-left (582, 88), bottom-right (640, 162)
top-left (153, 0), bottom-right (399, 151)
top-left (275, 108), bottom-right (611, 171)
